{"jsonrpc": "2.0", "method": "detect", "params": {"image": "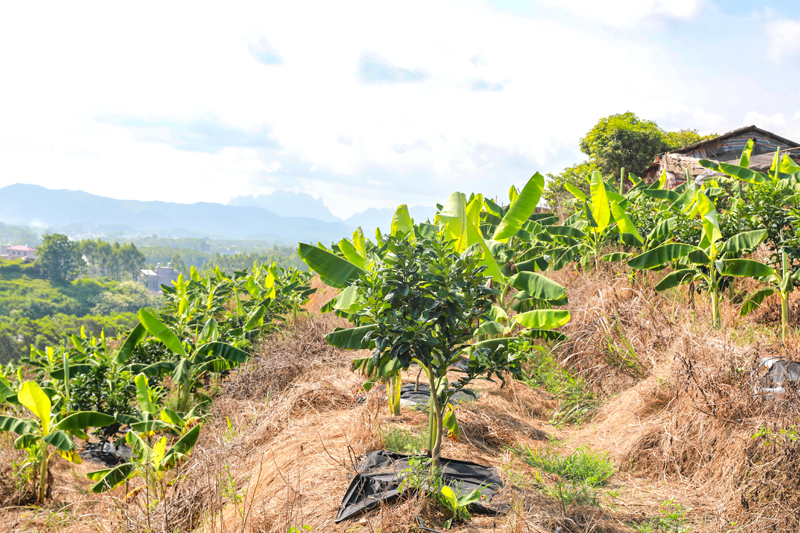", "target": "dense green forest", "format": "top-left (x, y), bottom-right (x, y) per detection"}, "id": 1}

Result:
top-left (0, 233), bottom-right (304, 363)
